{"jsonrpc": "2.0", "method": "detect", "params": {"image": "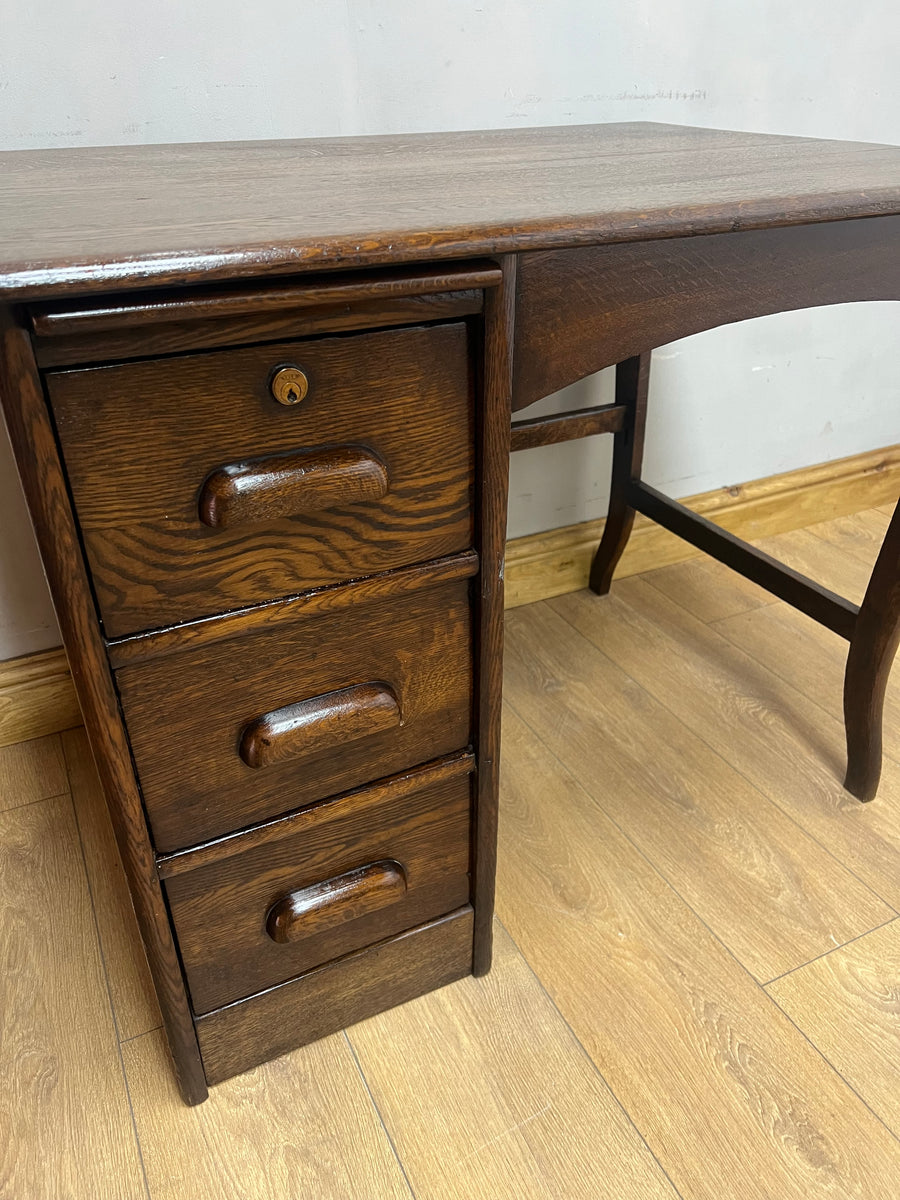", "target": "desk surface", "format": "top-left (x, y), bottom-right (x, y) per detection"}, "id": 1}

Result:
top-left (2, 122), bottom-right (900, 301)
